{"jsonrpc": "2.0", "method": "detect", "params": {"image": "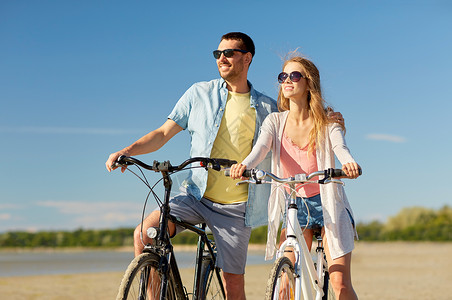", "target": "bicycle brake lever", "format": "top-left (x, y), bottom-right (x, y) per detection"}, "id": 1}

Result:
top-left (332, 179), bottom-right (345, 186)
top-left (236, 180), bottom-right (252, 185)
top-left (323, 178), bottom-right (345, 186)
top-left (236, 178), bottom-right (270, 186)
